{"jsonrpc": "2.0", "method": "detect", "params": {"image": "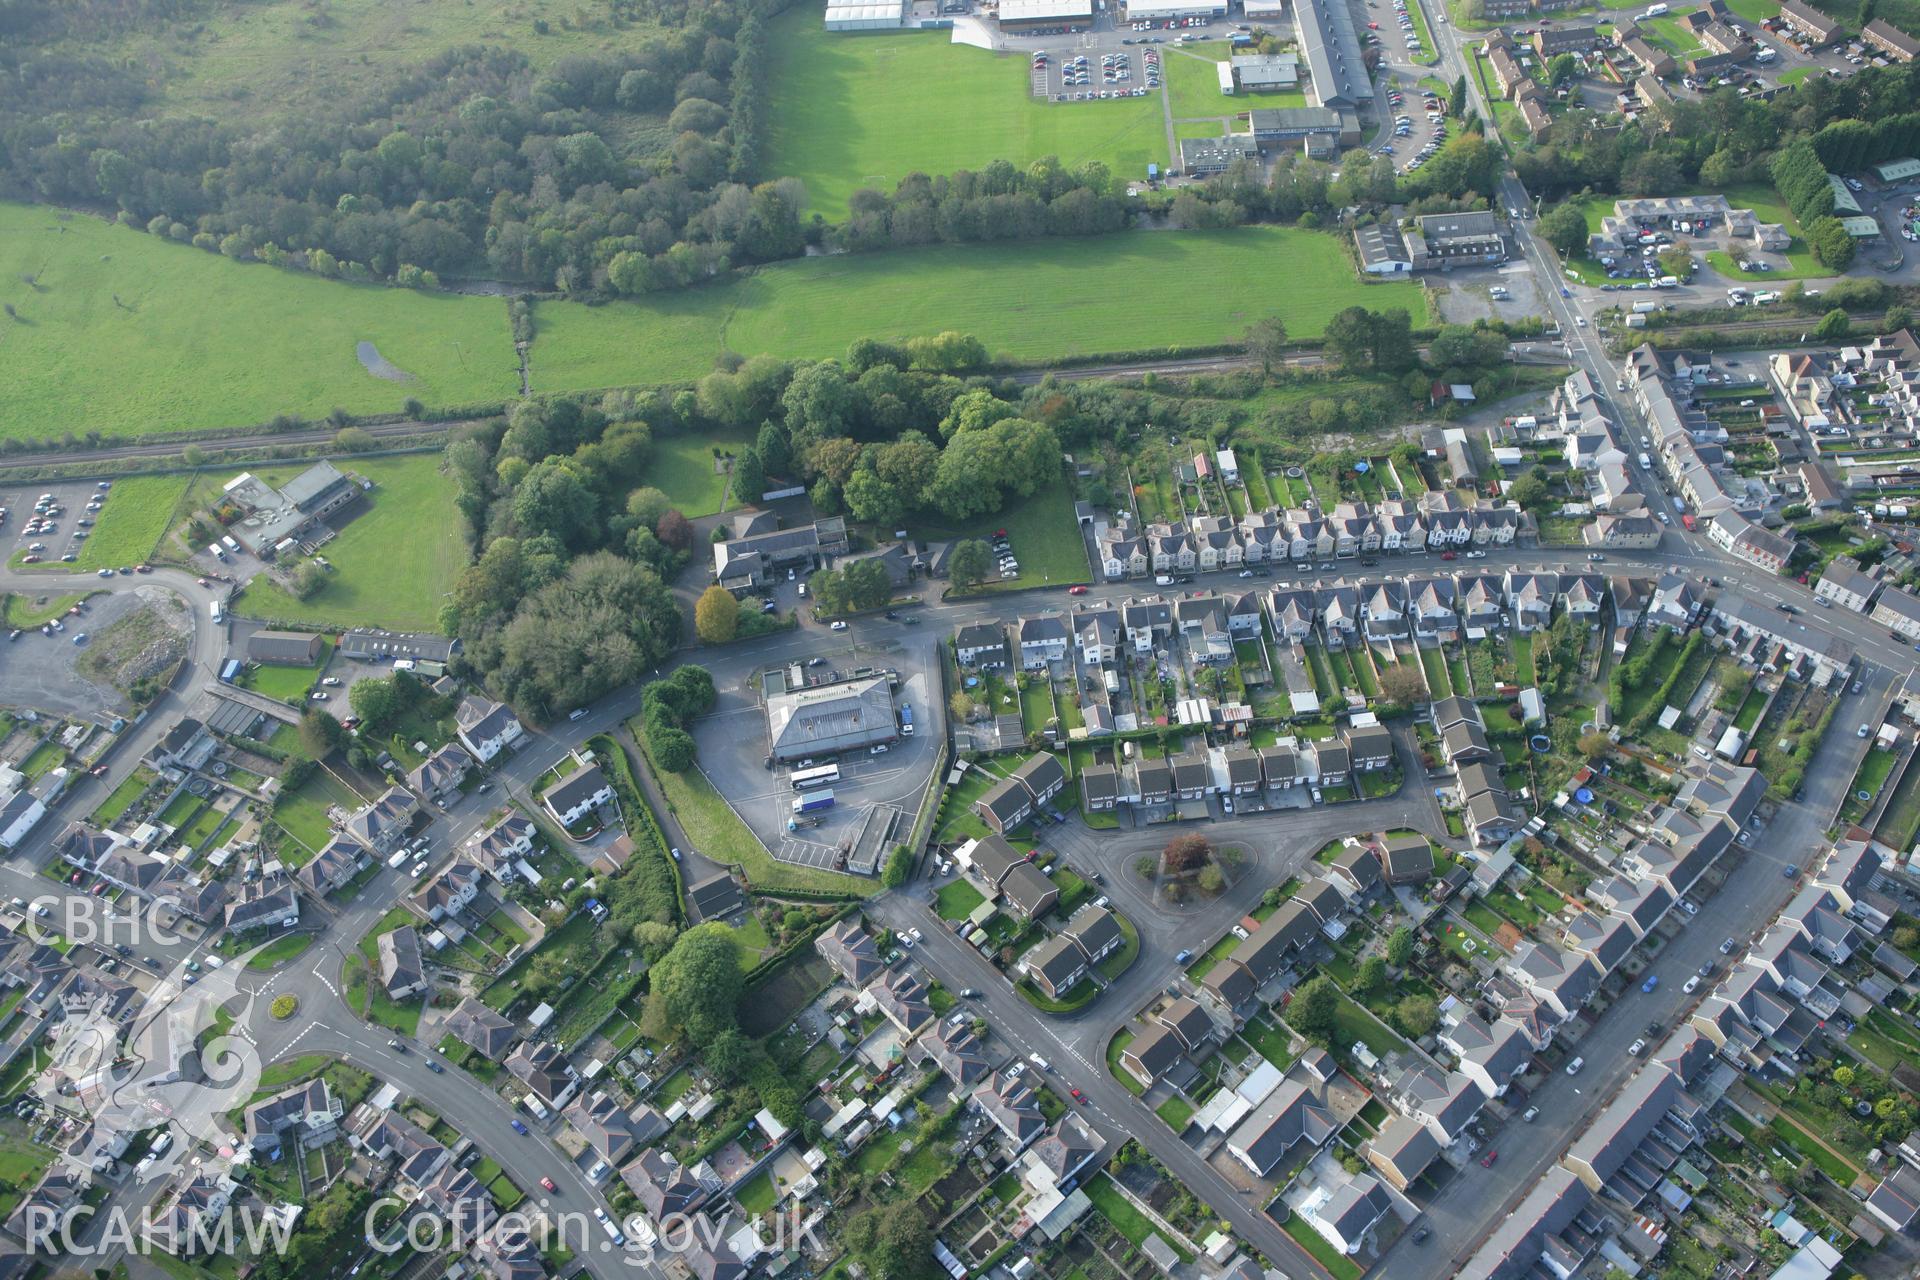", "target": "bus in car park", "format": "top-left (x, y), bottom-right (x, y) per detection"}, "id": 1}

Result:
top-left (790, 763), bottom-right (841, 791)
